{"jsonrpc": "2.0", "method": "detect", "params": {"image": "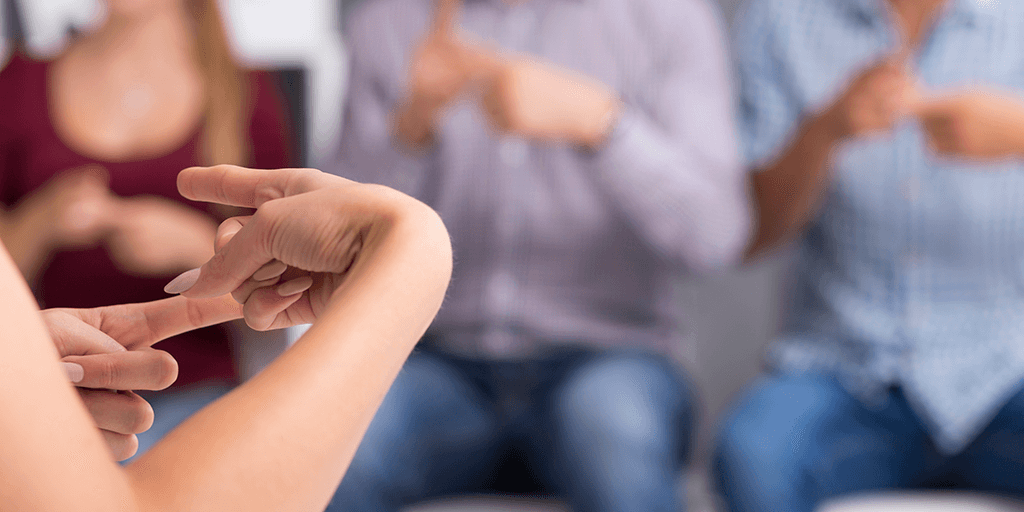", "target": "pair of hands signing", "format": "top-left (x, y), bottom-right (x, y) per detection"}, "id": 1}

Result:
top-left (7, 165), bottom-right (216, 280)
top-left (46, 166), bottom-right (432, 461)
top-left (821, 56), bottom-right (1024, 160)
top-left (394, 0), bottom-right (622, 150)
